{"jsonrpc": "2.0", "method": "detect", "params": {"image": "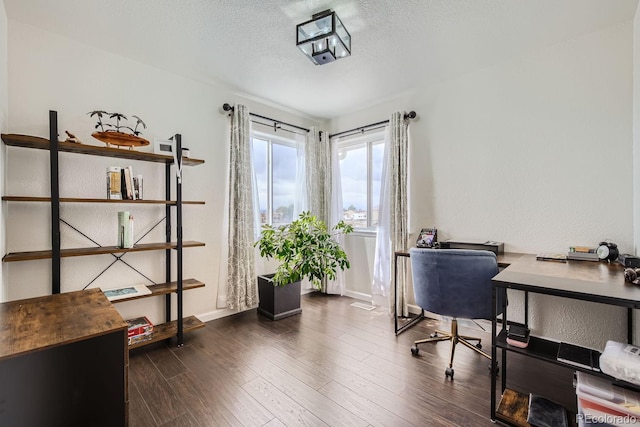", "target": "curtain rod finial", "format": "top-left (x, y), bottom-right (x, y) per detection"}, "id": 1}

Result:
top-left (221, 103), bottom-right (234, 117)
top-left (405, 111), bottom-right (417, 120)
